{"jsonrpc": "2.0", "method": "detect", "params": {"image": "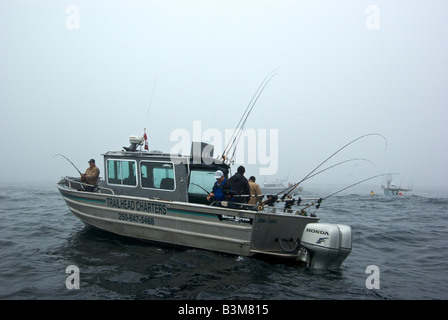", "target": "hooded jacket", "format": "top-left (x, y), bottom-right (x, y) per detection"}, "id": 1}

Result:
top-left (228, 172), bottom-right (250, 203)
